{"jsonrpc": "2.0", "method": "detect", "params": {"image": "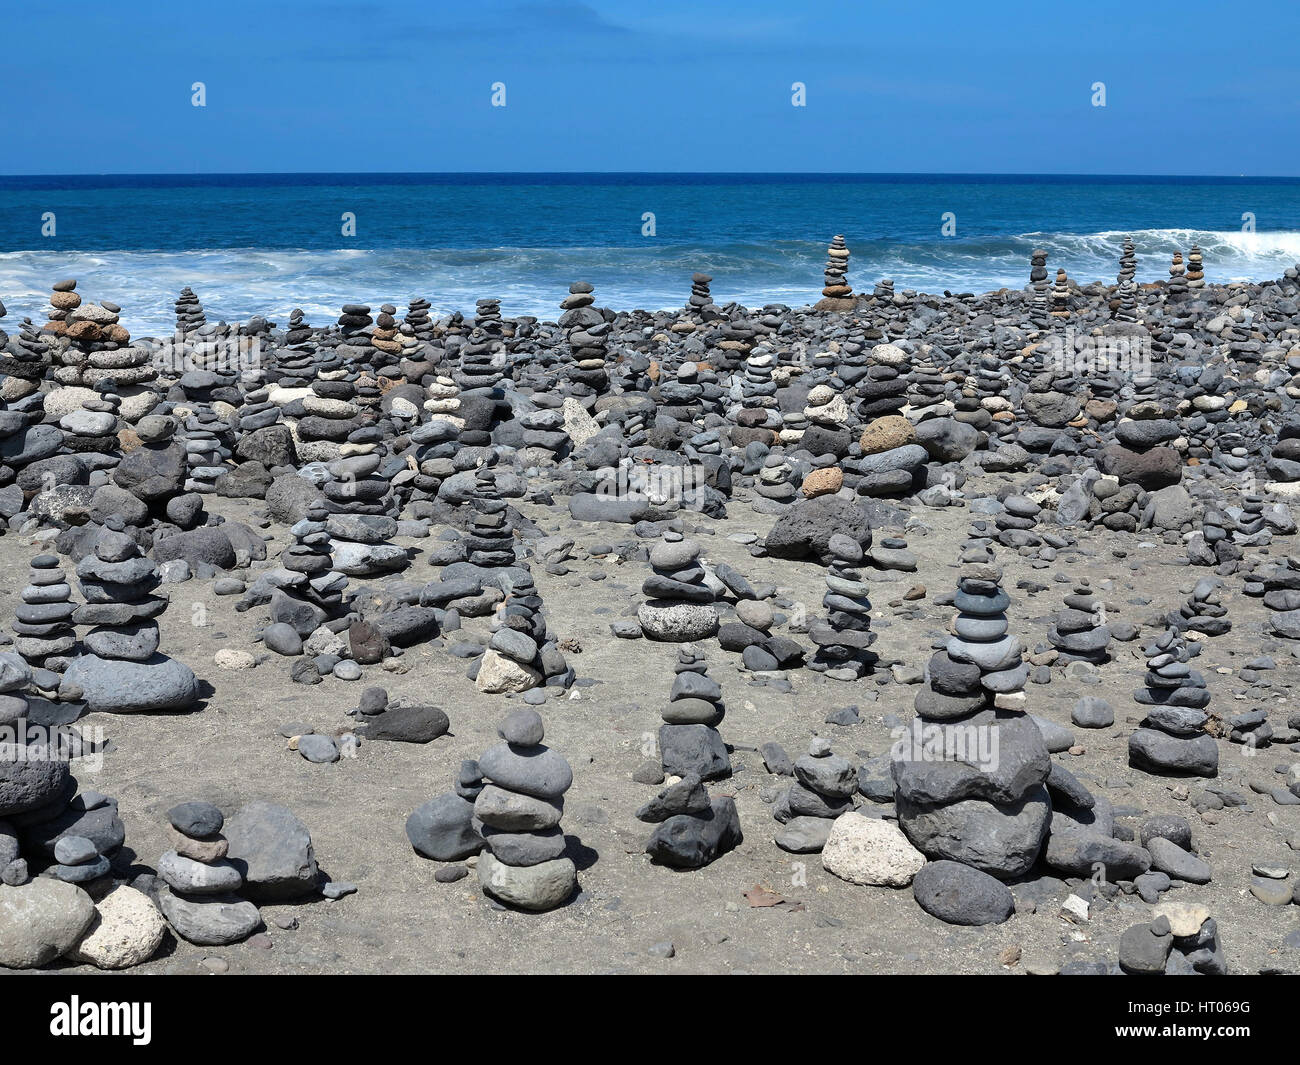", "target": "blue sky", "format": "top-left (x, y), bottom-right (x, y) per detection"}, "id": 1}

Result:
top-left (3, 0), bottom-right (1297, 175)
